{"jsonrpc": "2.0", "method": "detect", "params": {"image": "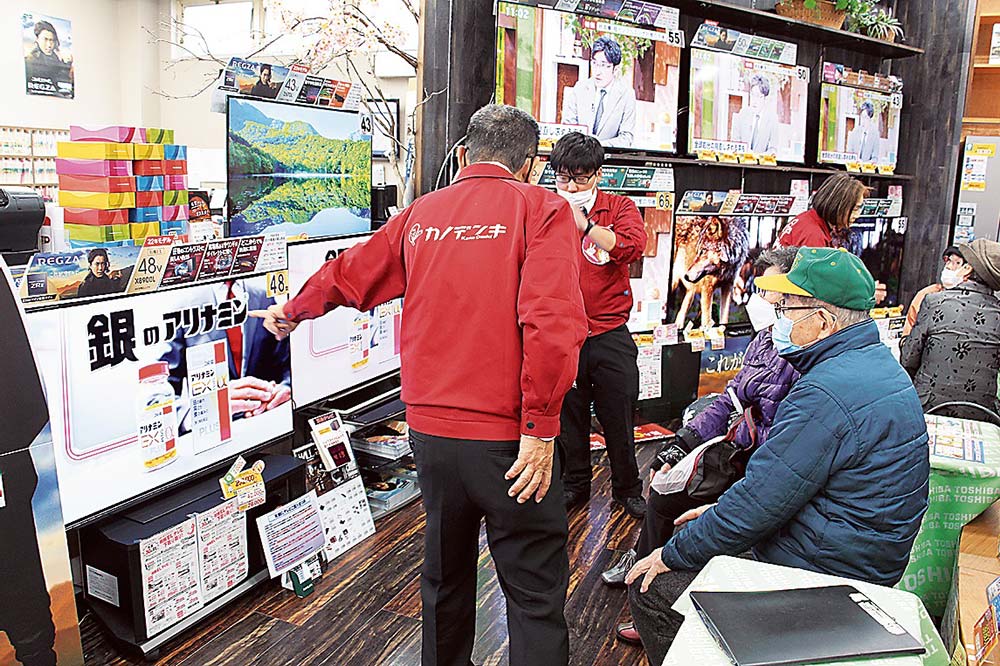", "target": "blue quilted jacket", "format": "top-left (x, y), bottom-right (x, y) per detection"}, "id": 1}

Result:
top-left (661, 320), bottom-right (930, 586)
